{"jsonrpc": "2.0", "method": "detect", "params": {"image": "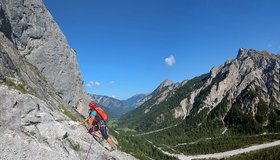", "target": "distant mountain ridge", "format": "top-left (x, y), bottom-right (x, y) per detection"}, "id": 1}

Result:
top-left (120, 48), bottom-right (280, 135)
top-left (137, 79), bottom-right (180, 113)
top-left (123, 94), bottom-right (147, 108)
top-left (90, 93), bottom-right (146, 118)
